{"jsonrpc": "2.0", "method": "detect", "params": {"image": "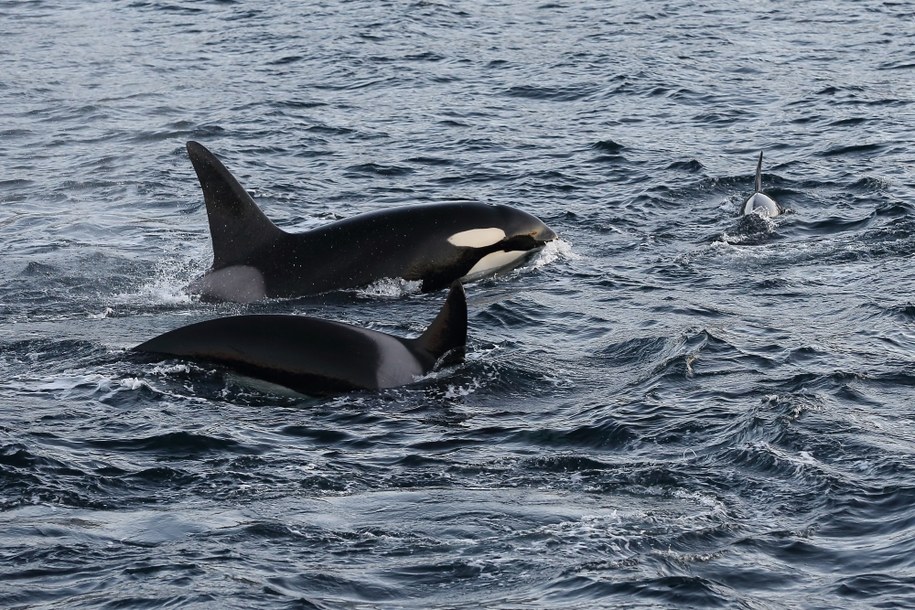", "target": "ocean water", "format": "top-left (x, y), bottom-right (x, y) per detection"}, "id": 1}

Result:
top-left (2, 1), bottom-right (914, 608)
